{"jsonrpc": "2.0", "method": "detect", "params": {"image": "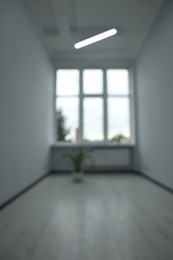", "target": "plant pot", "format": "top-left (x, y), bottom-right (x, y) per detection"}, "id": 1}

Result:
top-left (72, 171), bottom-right (84, 182)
